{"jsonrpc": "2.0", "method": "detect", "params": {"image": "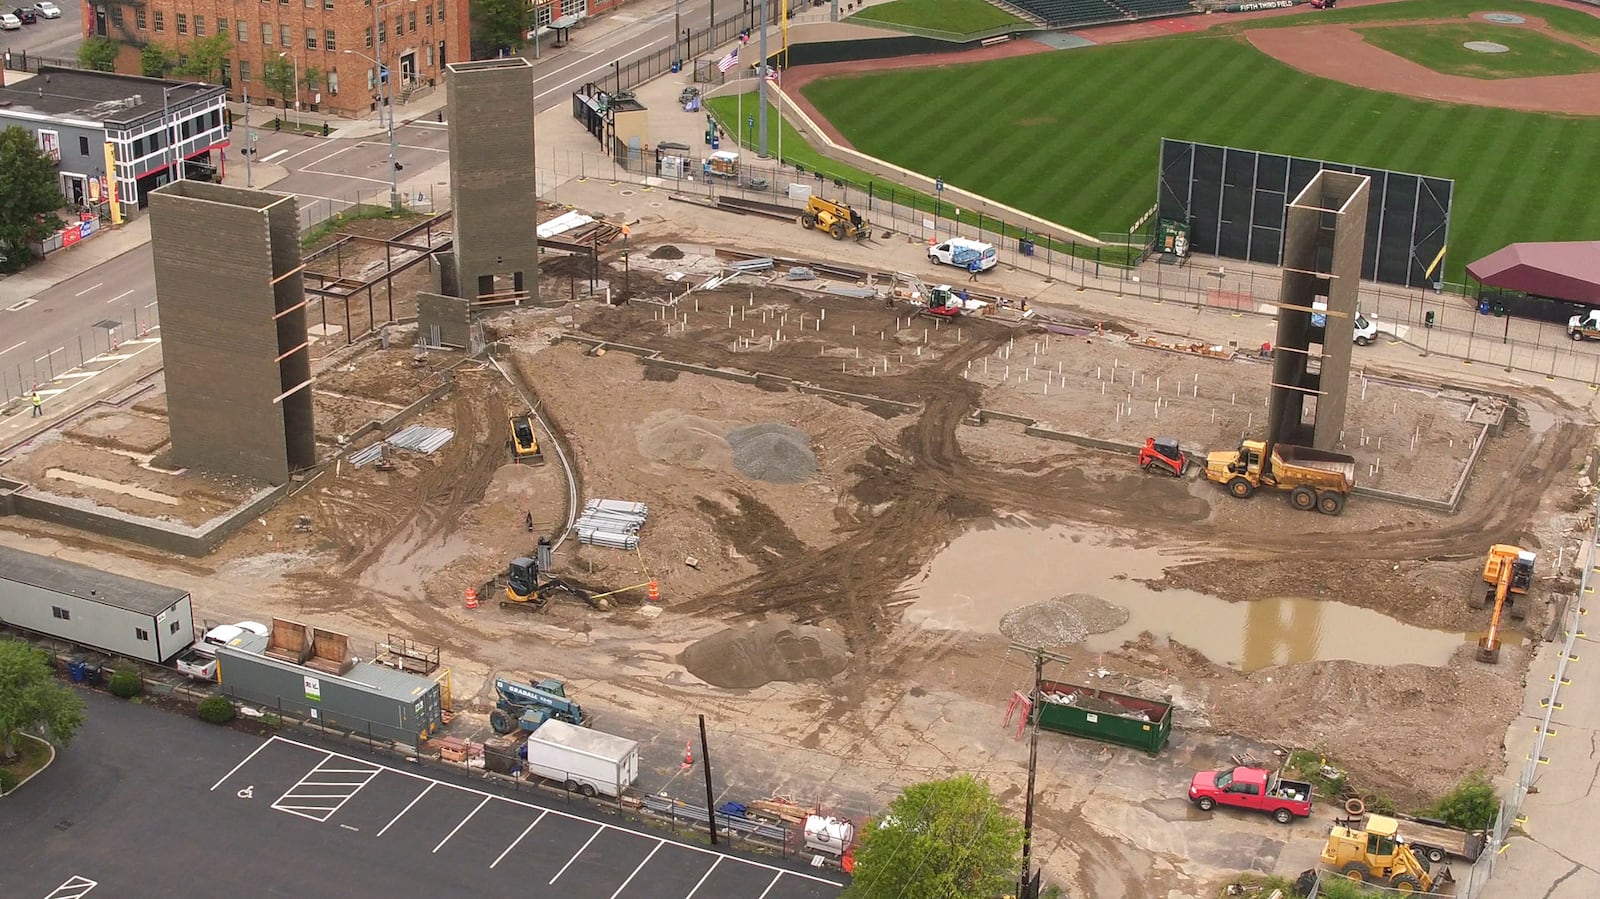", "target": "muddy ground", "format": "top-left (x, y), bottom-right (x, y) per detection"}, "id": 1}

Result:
top-left (1, 242), bottom-right (1590, 899)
